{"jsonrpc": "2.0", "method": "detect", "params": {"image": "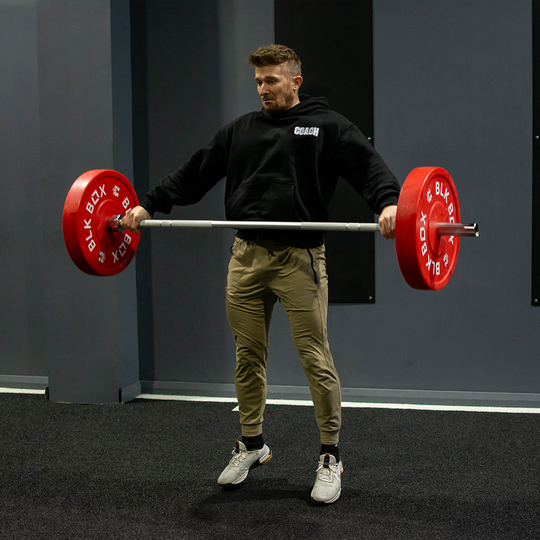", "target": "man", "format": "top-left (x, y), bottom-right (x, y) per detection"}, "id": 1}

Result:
top-left (122, 45), bottom-right (400, 504)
